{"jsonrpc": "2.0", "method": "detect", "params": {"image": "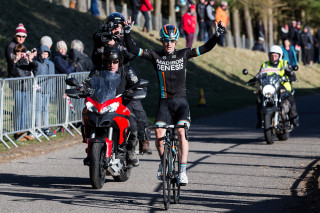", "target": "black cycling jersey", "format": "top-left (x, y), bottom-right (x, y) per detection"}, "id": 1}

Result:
top-left (124, 32), bottom-right (219, 99)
